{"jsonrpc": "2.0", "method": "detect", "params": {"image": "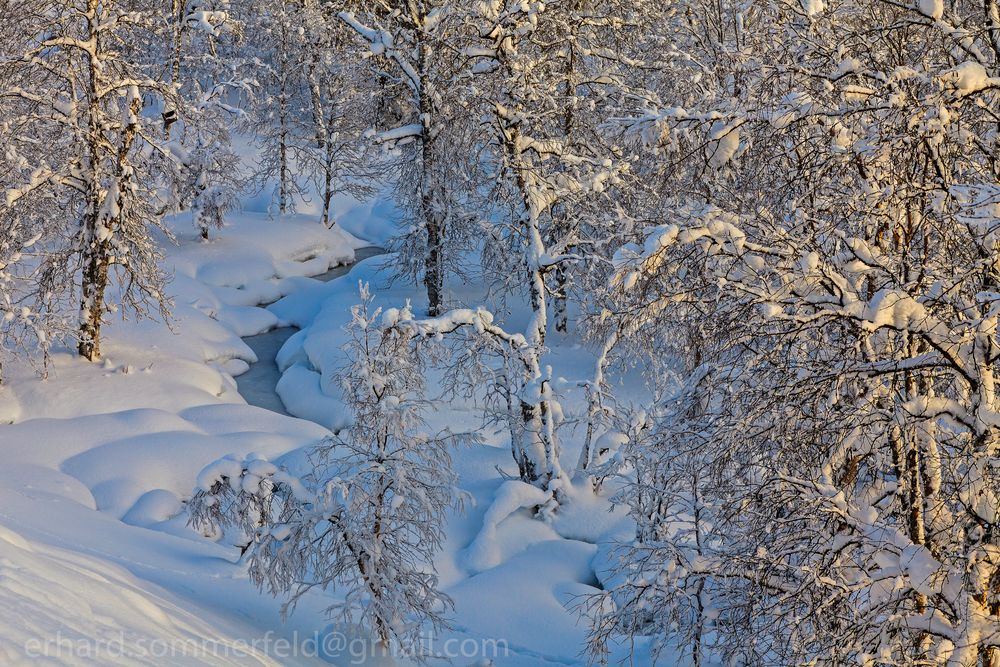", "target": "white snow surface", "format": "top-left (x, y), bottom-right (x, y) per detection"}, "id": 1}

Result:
top-left (462, 481), bottom-right (553, 574)
top-left (0, 212), bottom-right (363, 665)
top-left (0, 209), bottom-right (651, 666)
